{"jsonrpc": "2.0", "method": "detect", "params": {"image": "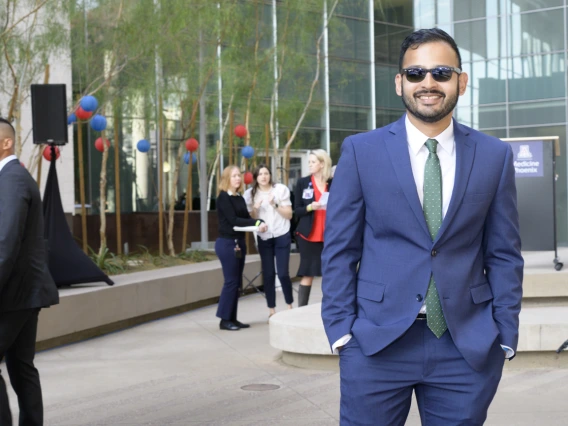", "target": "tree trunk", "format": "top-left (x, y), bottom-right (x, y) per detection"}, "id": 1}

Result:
top-left (98, 128), bottom-right (110, 259)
